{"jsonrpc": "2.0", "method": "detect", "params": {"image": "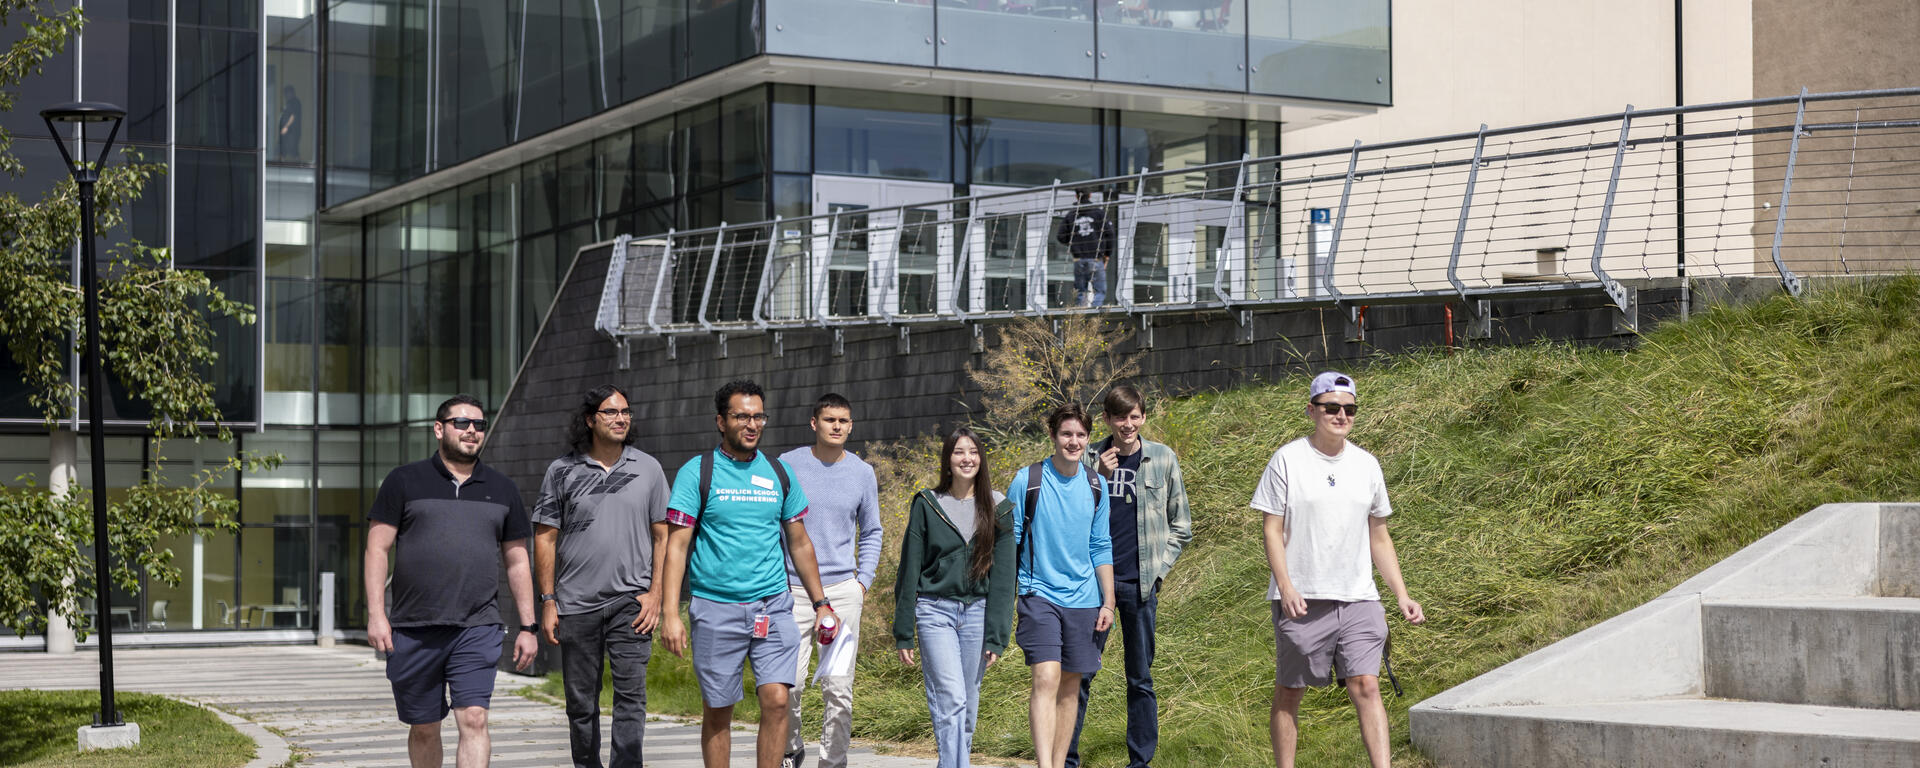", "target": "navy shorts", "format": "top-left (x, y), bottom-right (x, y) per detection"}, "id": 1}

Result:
top-left (1015, 595), bottom-right (1103, 674)
top-left (386, 624), bottom-right (504, 724)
